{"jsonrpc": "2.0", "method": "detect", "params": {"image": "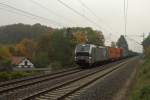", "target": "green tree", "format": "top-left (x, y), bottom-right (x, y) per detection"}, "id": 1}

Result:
top-left (50, 29), bottom-right (76, 67)
top-left (36, 33), bottom-right (53, 58)
top-left (117, 35), bottom-right (128, 50)
top-left (33, 52), bottom-right (49, 68)
top-left (111, 41), bottom-right (116, 47)
top-left (142, 34), bottom-right (150, 57)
